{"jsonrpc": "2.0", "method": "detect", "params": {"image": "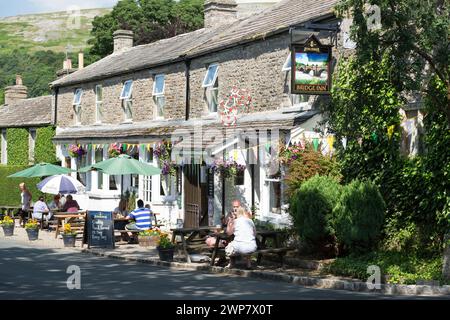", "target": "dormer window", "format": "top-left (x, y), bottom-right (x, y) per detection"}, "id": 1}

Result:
top-left (73, 88), bottom-right (83, 125)
top-left (203, 64), bottom-right (219, 113)
top-left (120, 80), bottom-right (133, 122)
top-left (153, 74), bottom-right (165, 119)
